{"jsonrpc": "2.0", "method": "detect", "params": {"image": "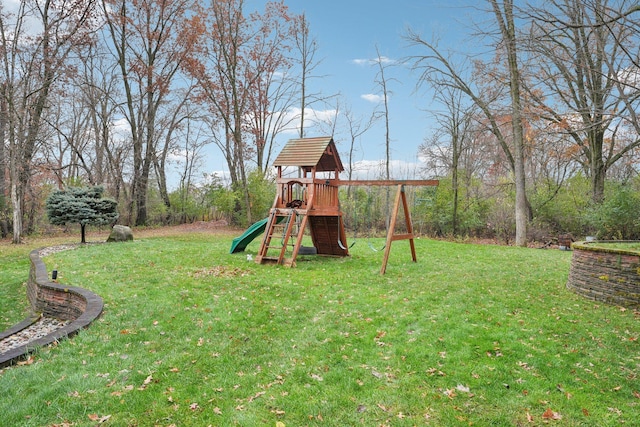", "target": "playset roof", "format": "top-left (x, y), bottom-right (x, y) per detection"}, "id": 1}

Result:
top-left (273, 136), bottom-right (344, 172)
